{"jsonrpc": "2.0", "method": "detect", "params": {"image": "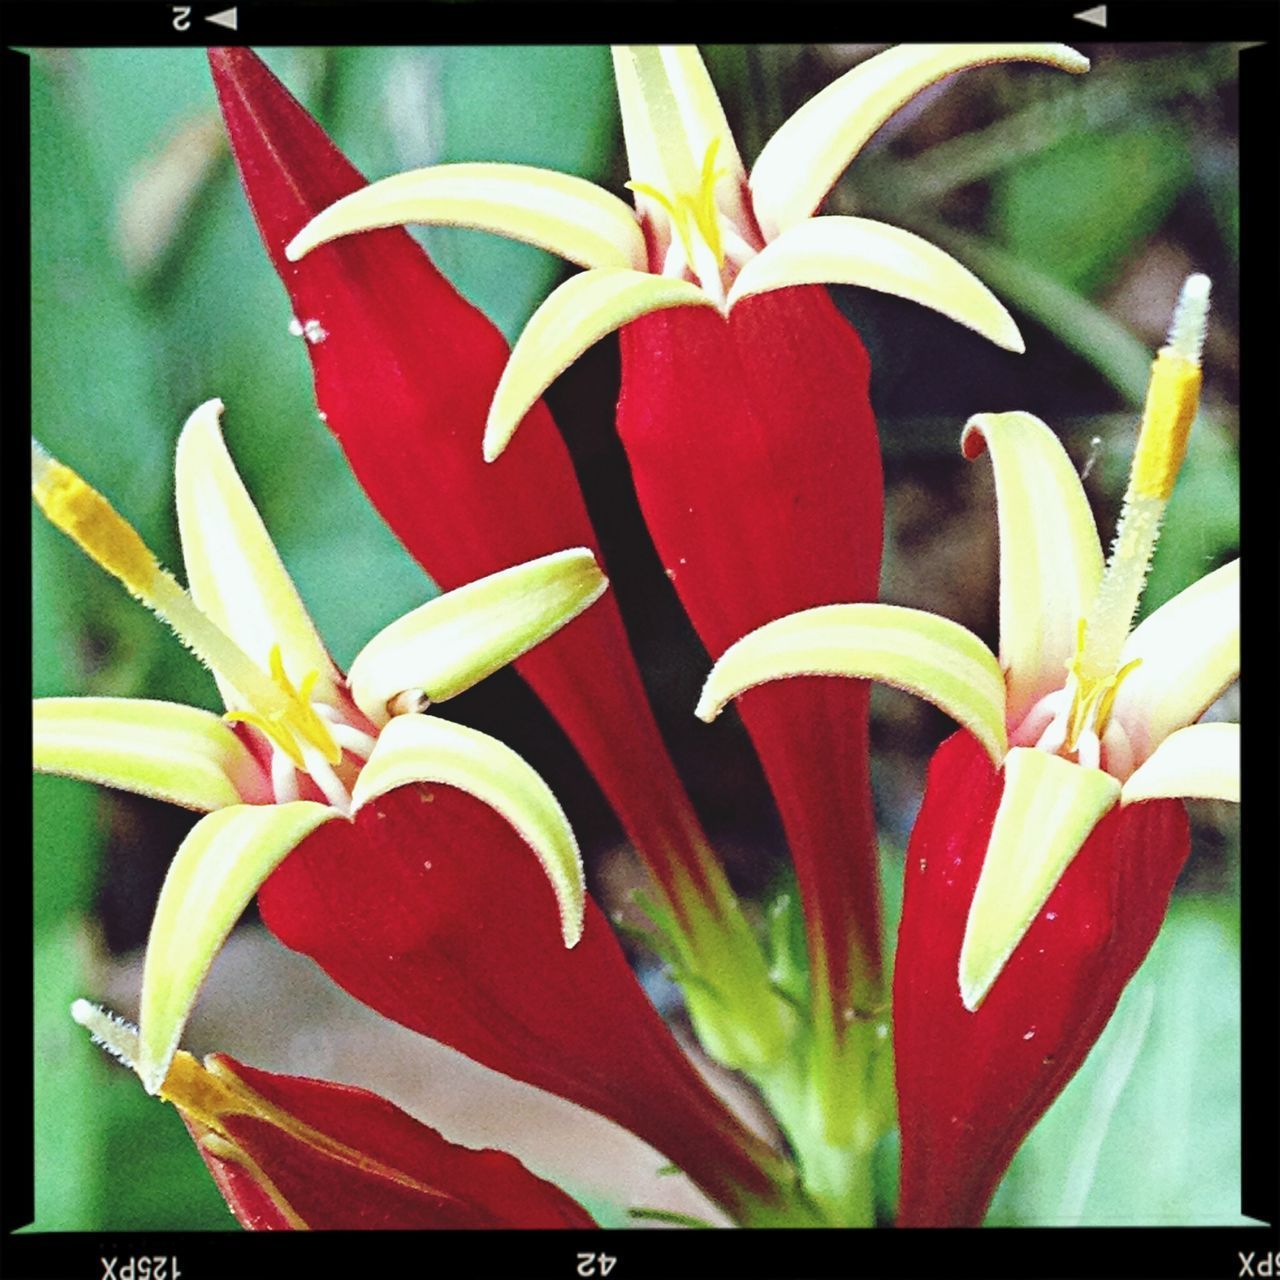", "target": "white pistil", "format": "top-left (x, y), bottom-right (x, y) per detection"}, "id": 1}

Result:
top-left (688, 234), bottom-right (727, 309)
top-left (271, 749), bottom-right (300, 804)
top-left (719, 223), bottom-right (757, 270)
top-left (301, 744), bottom-right (353, 816)
top-left (328, 722), bottom-right (378, 760)
top-left (71, 999), bottom-right (140, 1071)
top-left (312, 703), bottom-right (378, 759)
top-left (660, 238), bottom-right (685, 279)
